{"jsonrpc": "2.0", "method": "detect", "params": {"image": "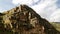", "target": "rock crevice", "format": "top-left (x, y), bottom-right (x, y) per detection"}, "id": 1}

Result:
top-left (0, 5), bottom-right (60, 34)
